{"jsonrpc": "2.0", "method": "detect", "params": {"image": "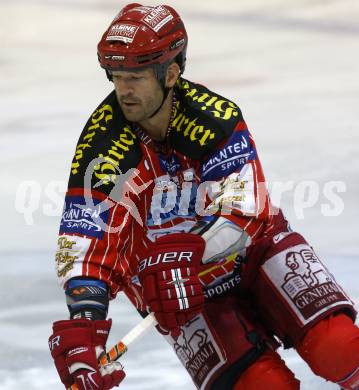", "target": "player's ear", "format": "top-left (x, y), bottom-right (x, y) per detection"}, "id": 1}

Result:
top-left (166, 62), bottom-right (180, 88)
